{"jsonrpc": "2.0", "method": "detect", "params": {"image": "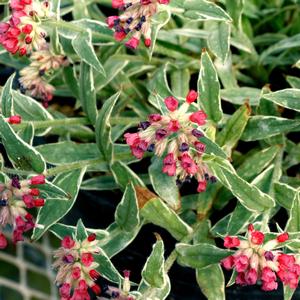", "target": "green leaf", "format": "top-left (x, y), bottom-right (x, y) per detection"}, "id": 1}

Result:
top-left (141, 198), bottom-right (193, 240)
top-left (115, 183), bottom-right (140, 232)
top-left (196, 264), bottom-right (225, 300)
top-left (32, 168), bottom-right (86, 240)
top-left (111, 161), bottom-right (145, 190)
top-left (221, 87), bottom-right (261, 106)
top-left (79, 61), bottom-right (97, 124)
top-left (37, 179), bottom-right (69, 199)
top-left (225, 0), bottom-right (243, 28)
top-left (148, 157), bottom-right (180, 210)
top-left (76, 219), bottom-right (88, 241)
top-left (95, 92), bottom-right (120, 162)
top-left (274, 182), bottom-right (297, 210)
top-left (201, 136), bottom-right (228, 159)
top-left (72, 29), bottom-right (105, 73)
top-left (138, 276), bottom-right (171, 300)
top-left (12, 91), bottom-right (53, 136)
top-left (0, 115), bottom-right (46, 173)
top-left (206, 156), bottom-right (275, 212)
top-left (17, 122), bottom-right (34, 145)
top-left (149, 9), bottom-right (171, 58)
top-left (100, 222), bottom-right (142, 257)
top-left (94, 56), bottom-right (129, 92)
top-left (142, 239), bottom-right (165, 288)
top-left (0, 73), bottom-right (15, 117)
top-left (184, 0), bottom-right (232, 21)
top-left (241, 116), bottom-right (300, 141)
top-left (216, 103), bottom-right (250, 156)
top-left (176, 243), bottom-right (233, 269)
top-left (286, 192), bottom-right (300, 232)
top-left (198, 50), bottom-right (223, 123)
top-left (94, 249), bottom-right (123, 284)
top-left (284, 285), bottom-right (297, 300)
top-left (263, 89), bottom-right (300, 112)
top-left (206, 21), bottom-right (231, 63)
top-left (286, 76), bottom-right (300, 89)
top-left (63, 66), bottom-right (80, 99)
